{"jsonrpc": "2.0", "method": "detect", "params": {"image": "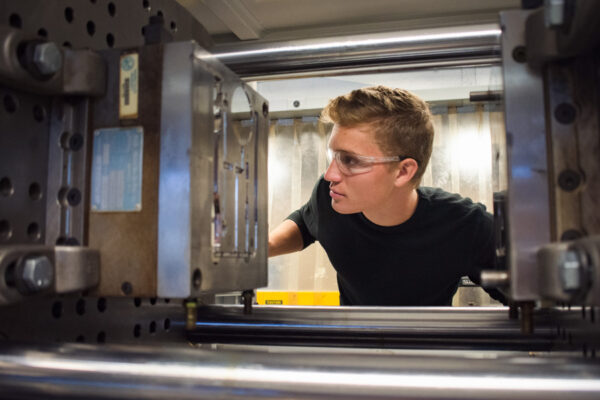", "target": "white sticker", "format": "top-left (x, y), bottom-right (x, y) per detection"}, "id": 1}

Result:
top-left (119, 53), bottom-right (139, 119)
